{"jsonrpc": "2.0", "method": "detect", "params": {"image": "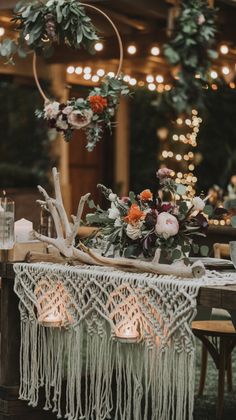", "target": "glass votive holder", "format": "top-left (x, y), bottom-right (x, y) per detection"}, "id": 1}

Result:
top-left (229, 241), bottom-right (236, 269)
top-left (0, 197), bottom-right (15, 249)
